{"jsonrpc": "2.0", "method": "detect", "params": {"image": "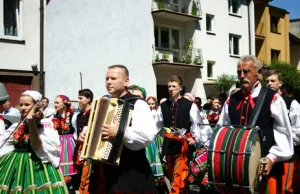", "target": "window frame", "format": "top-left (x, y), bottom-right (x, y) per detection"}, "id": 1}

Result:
top-left (206, 14), bottom-right (215, 34)
top-left (271, 49), bottom-right (280, 61)
top-left (154, 25), bottom-right (180, 50)
top-left (229, 34), bottom-right (241, 57)
top-left (207, 61), bottom-right (215, 79)
top-left (1, 0), bottom-right (23, 40)
top-left (228, 0), bottom-right (241, 16)
top-left (270, 16), bottom-right (280, 34)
